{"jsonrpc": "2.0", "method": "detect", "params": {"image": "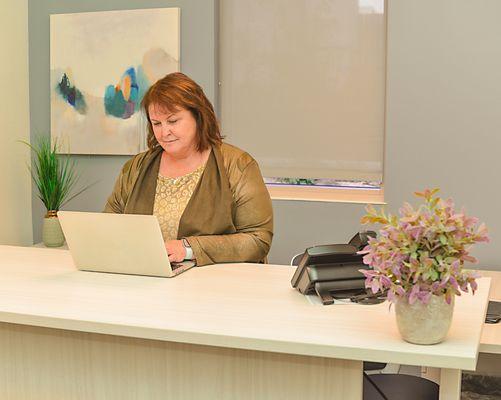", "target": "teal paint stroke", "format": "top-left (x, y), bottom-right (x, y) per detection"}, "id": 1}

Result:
top-left (104, 67), bottom-right (150, 119)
